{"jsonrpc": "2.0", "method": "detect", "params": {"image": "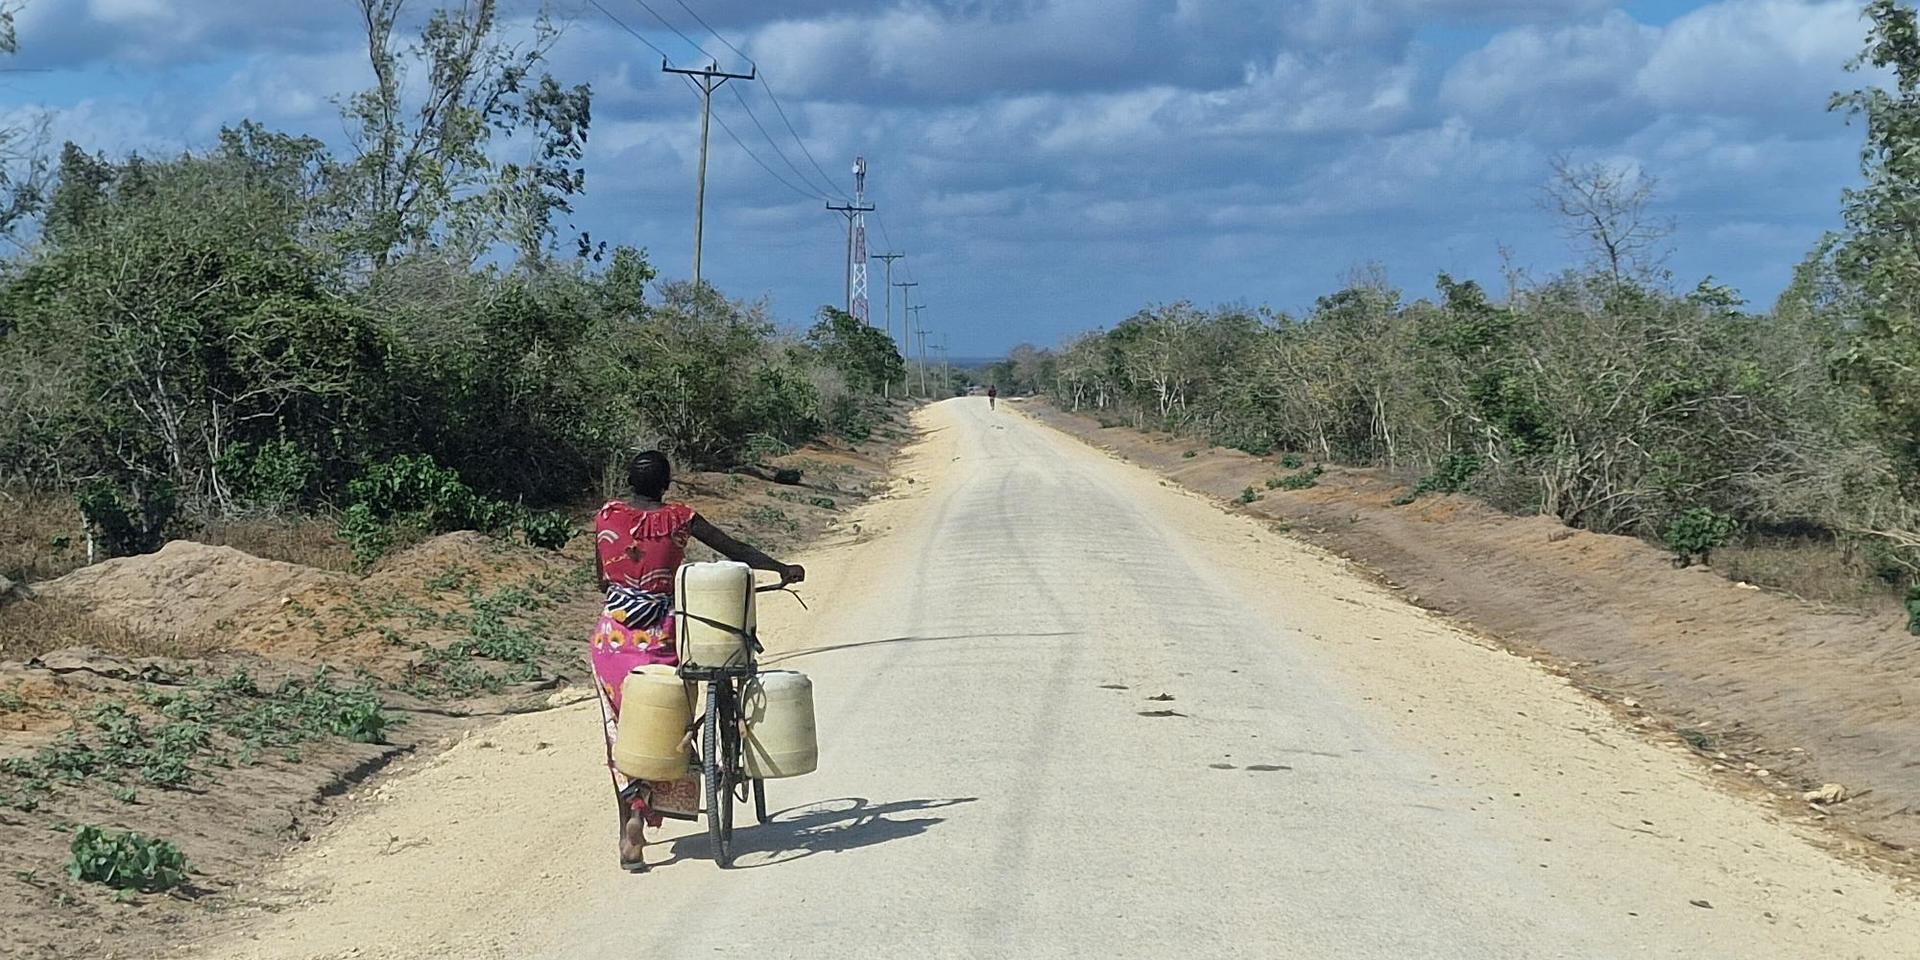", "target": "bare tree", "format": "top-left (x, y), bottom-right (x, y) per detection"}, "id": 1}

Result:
top-left (0, 3), bottom-right (49, 246)
top-left (1541, 155), bottom-right (1672, 283)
